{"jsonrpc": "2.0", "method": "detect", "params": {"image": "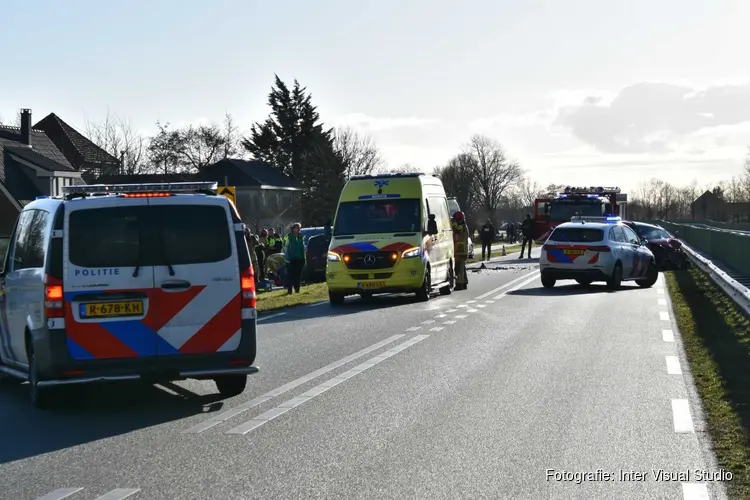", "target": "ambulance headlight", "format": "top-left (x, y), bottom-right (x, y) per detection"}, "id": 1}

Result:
top-left (402, 247), bottom-right (421, 259)
top-left (327, 251), bottom-right (341, 262)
